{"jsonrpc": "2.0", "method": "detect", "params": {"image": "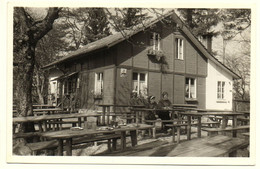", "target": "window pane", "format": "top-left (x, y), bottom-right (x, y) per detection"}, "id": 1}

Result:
top-left (190, 78), bottom-right (194, 85)
top-left (140, 73), bottom-right (145, 81)
top-left (190, 85), bottom-right (195, 98)
top-left (185, 78), bottom-right (189, 85)
top-left (133, 73), bottom-right (138, 80)
top-left (185, 84), bottom-right (189, 98)
top-left (139, 82), bottom-right (147, 96)
top-left (133, 81), bottom-right (138, 92)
